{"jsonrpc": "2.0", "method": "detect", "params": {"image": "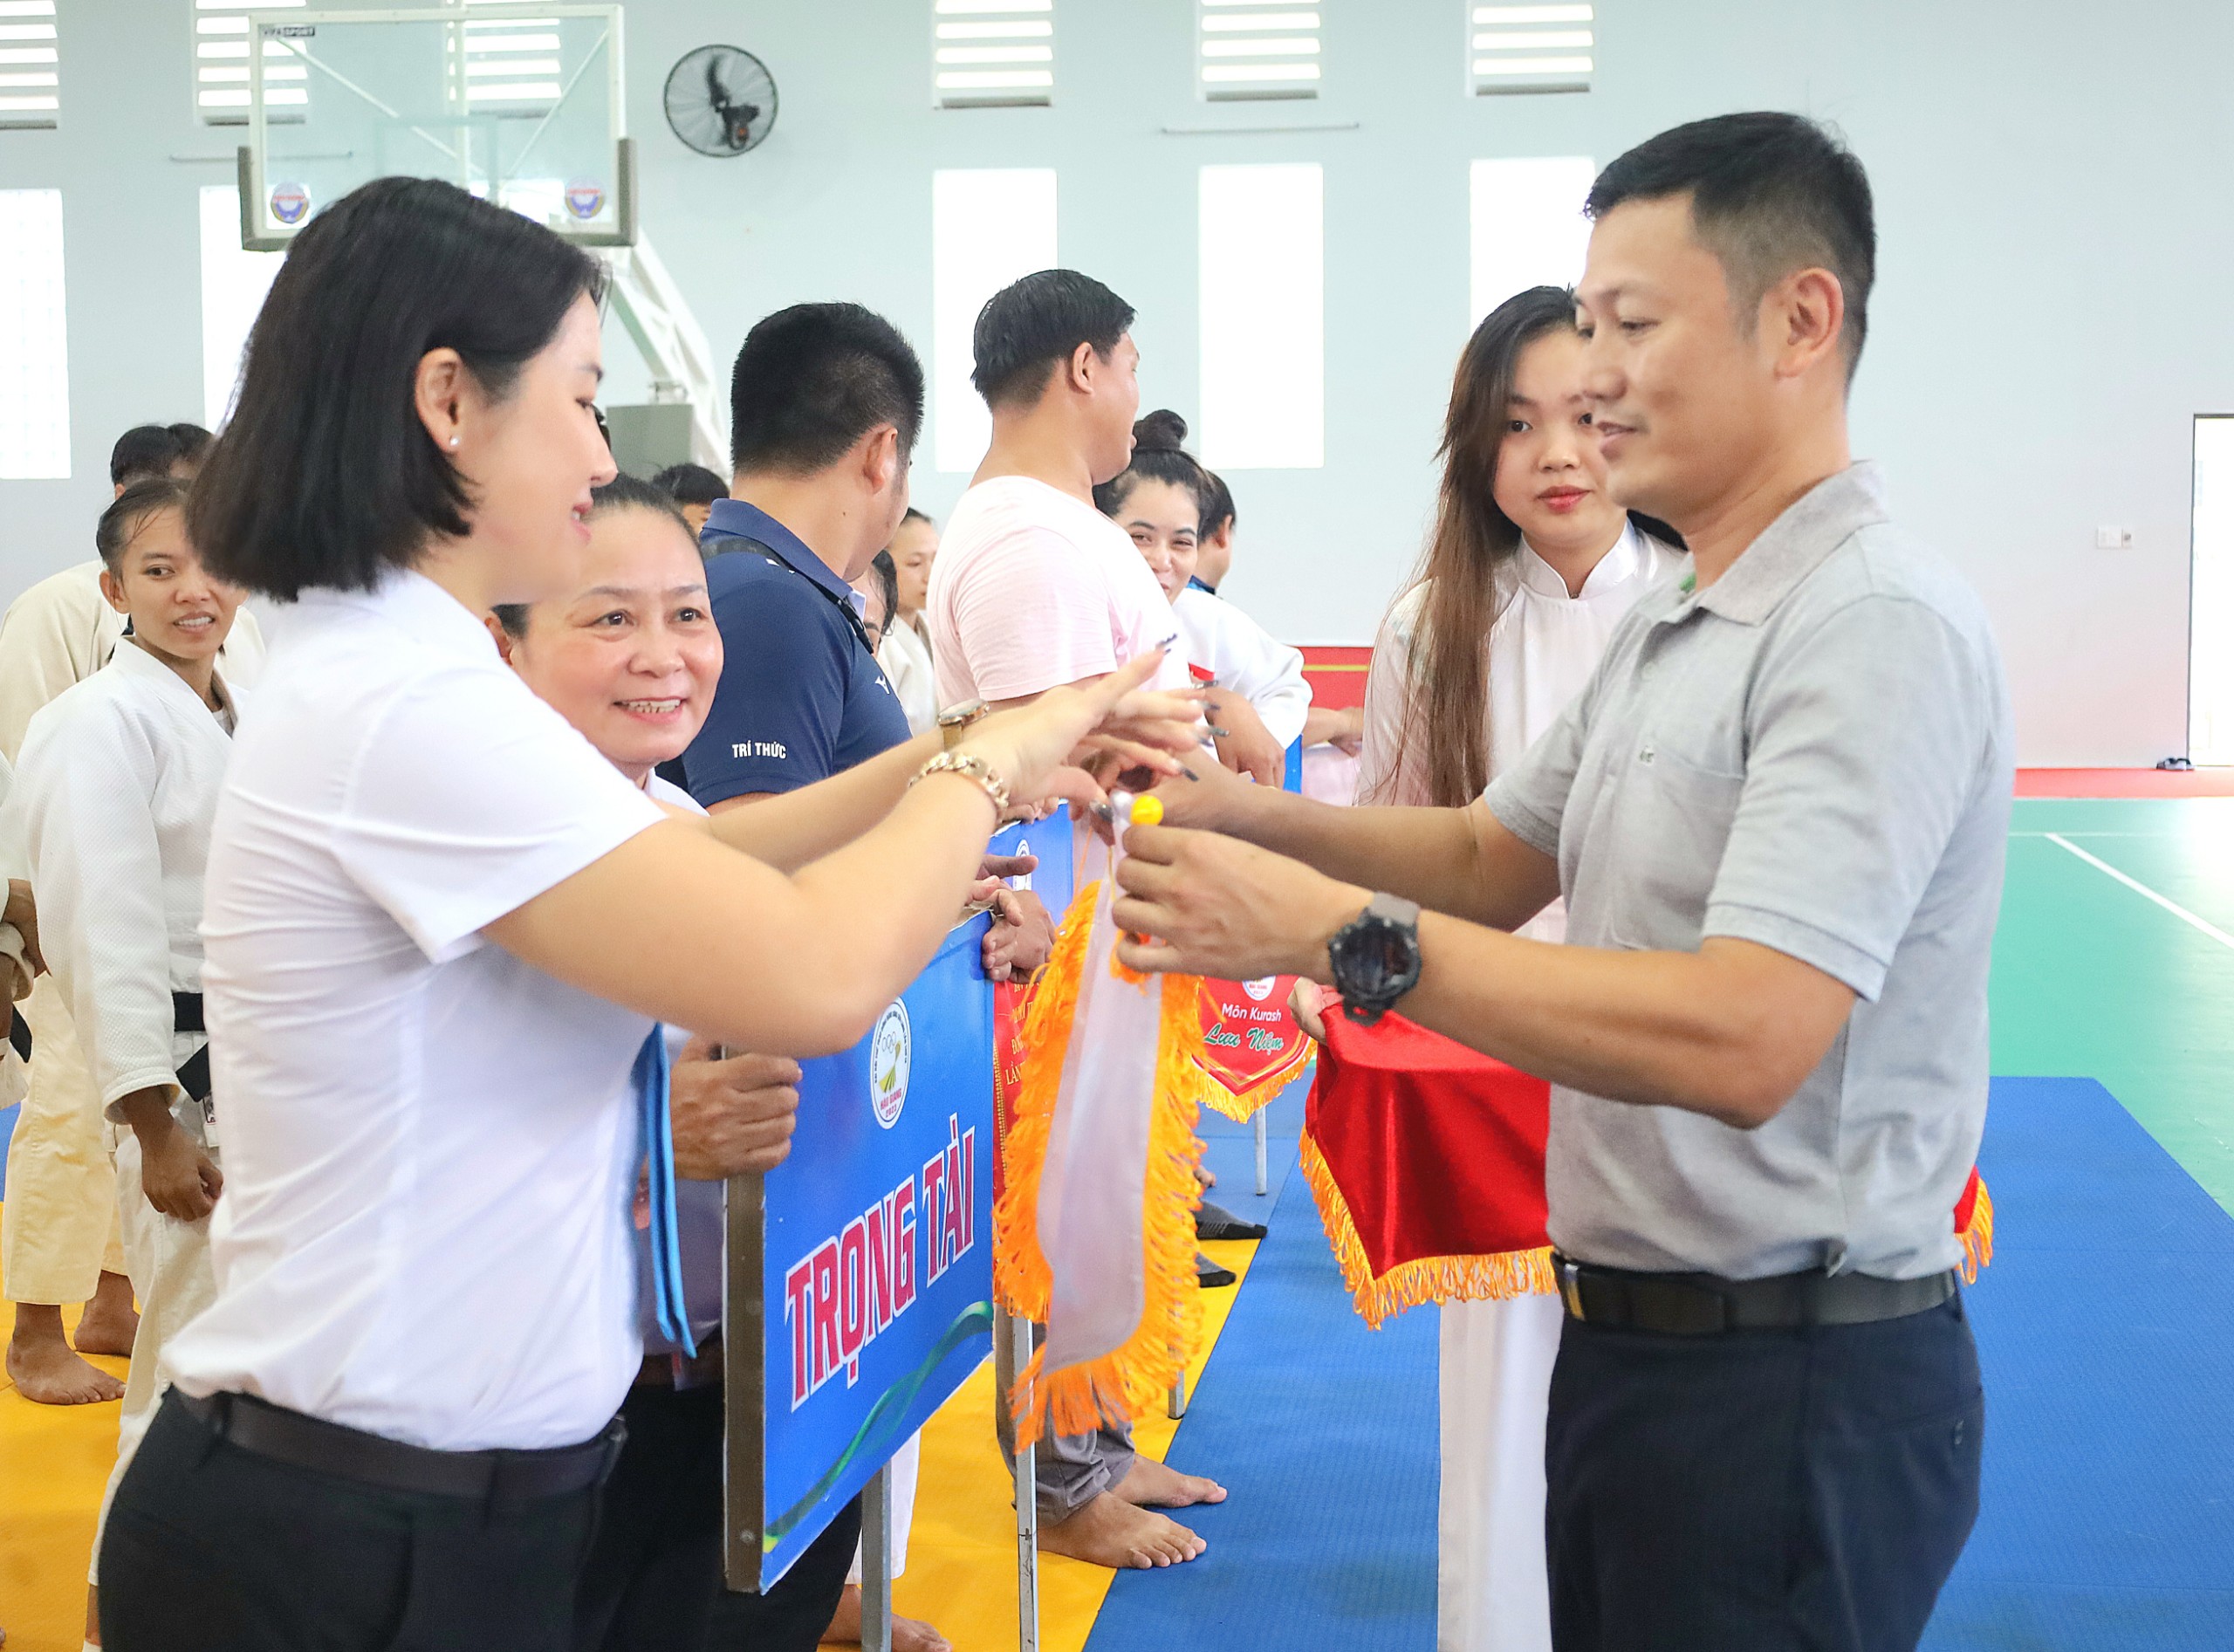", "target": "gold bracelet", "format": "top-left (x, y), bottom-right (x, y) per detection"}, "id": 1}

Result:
top-left (911, 751), bottom-right (1011, 818)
